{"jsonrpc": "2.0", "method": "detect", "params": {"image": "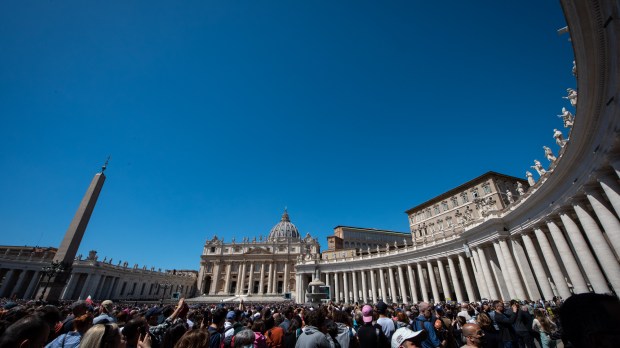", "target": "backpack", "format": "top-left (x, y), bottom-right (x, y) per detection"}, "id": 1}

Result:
top-left (222, 326), bottom-right (236, 348)
top-left (208, 326), bottom-right (223, 348)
